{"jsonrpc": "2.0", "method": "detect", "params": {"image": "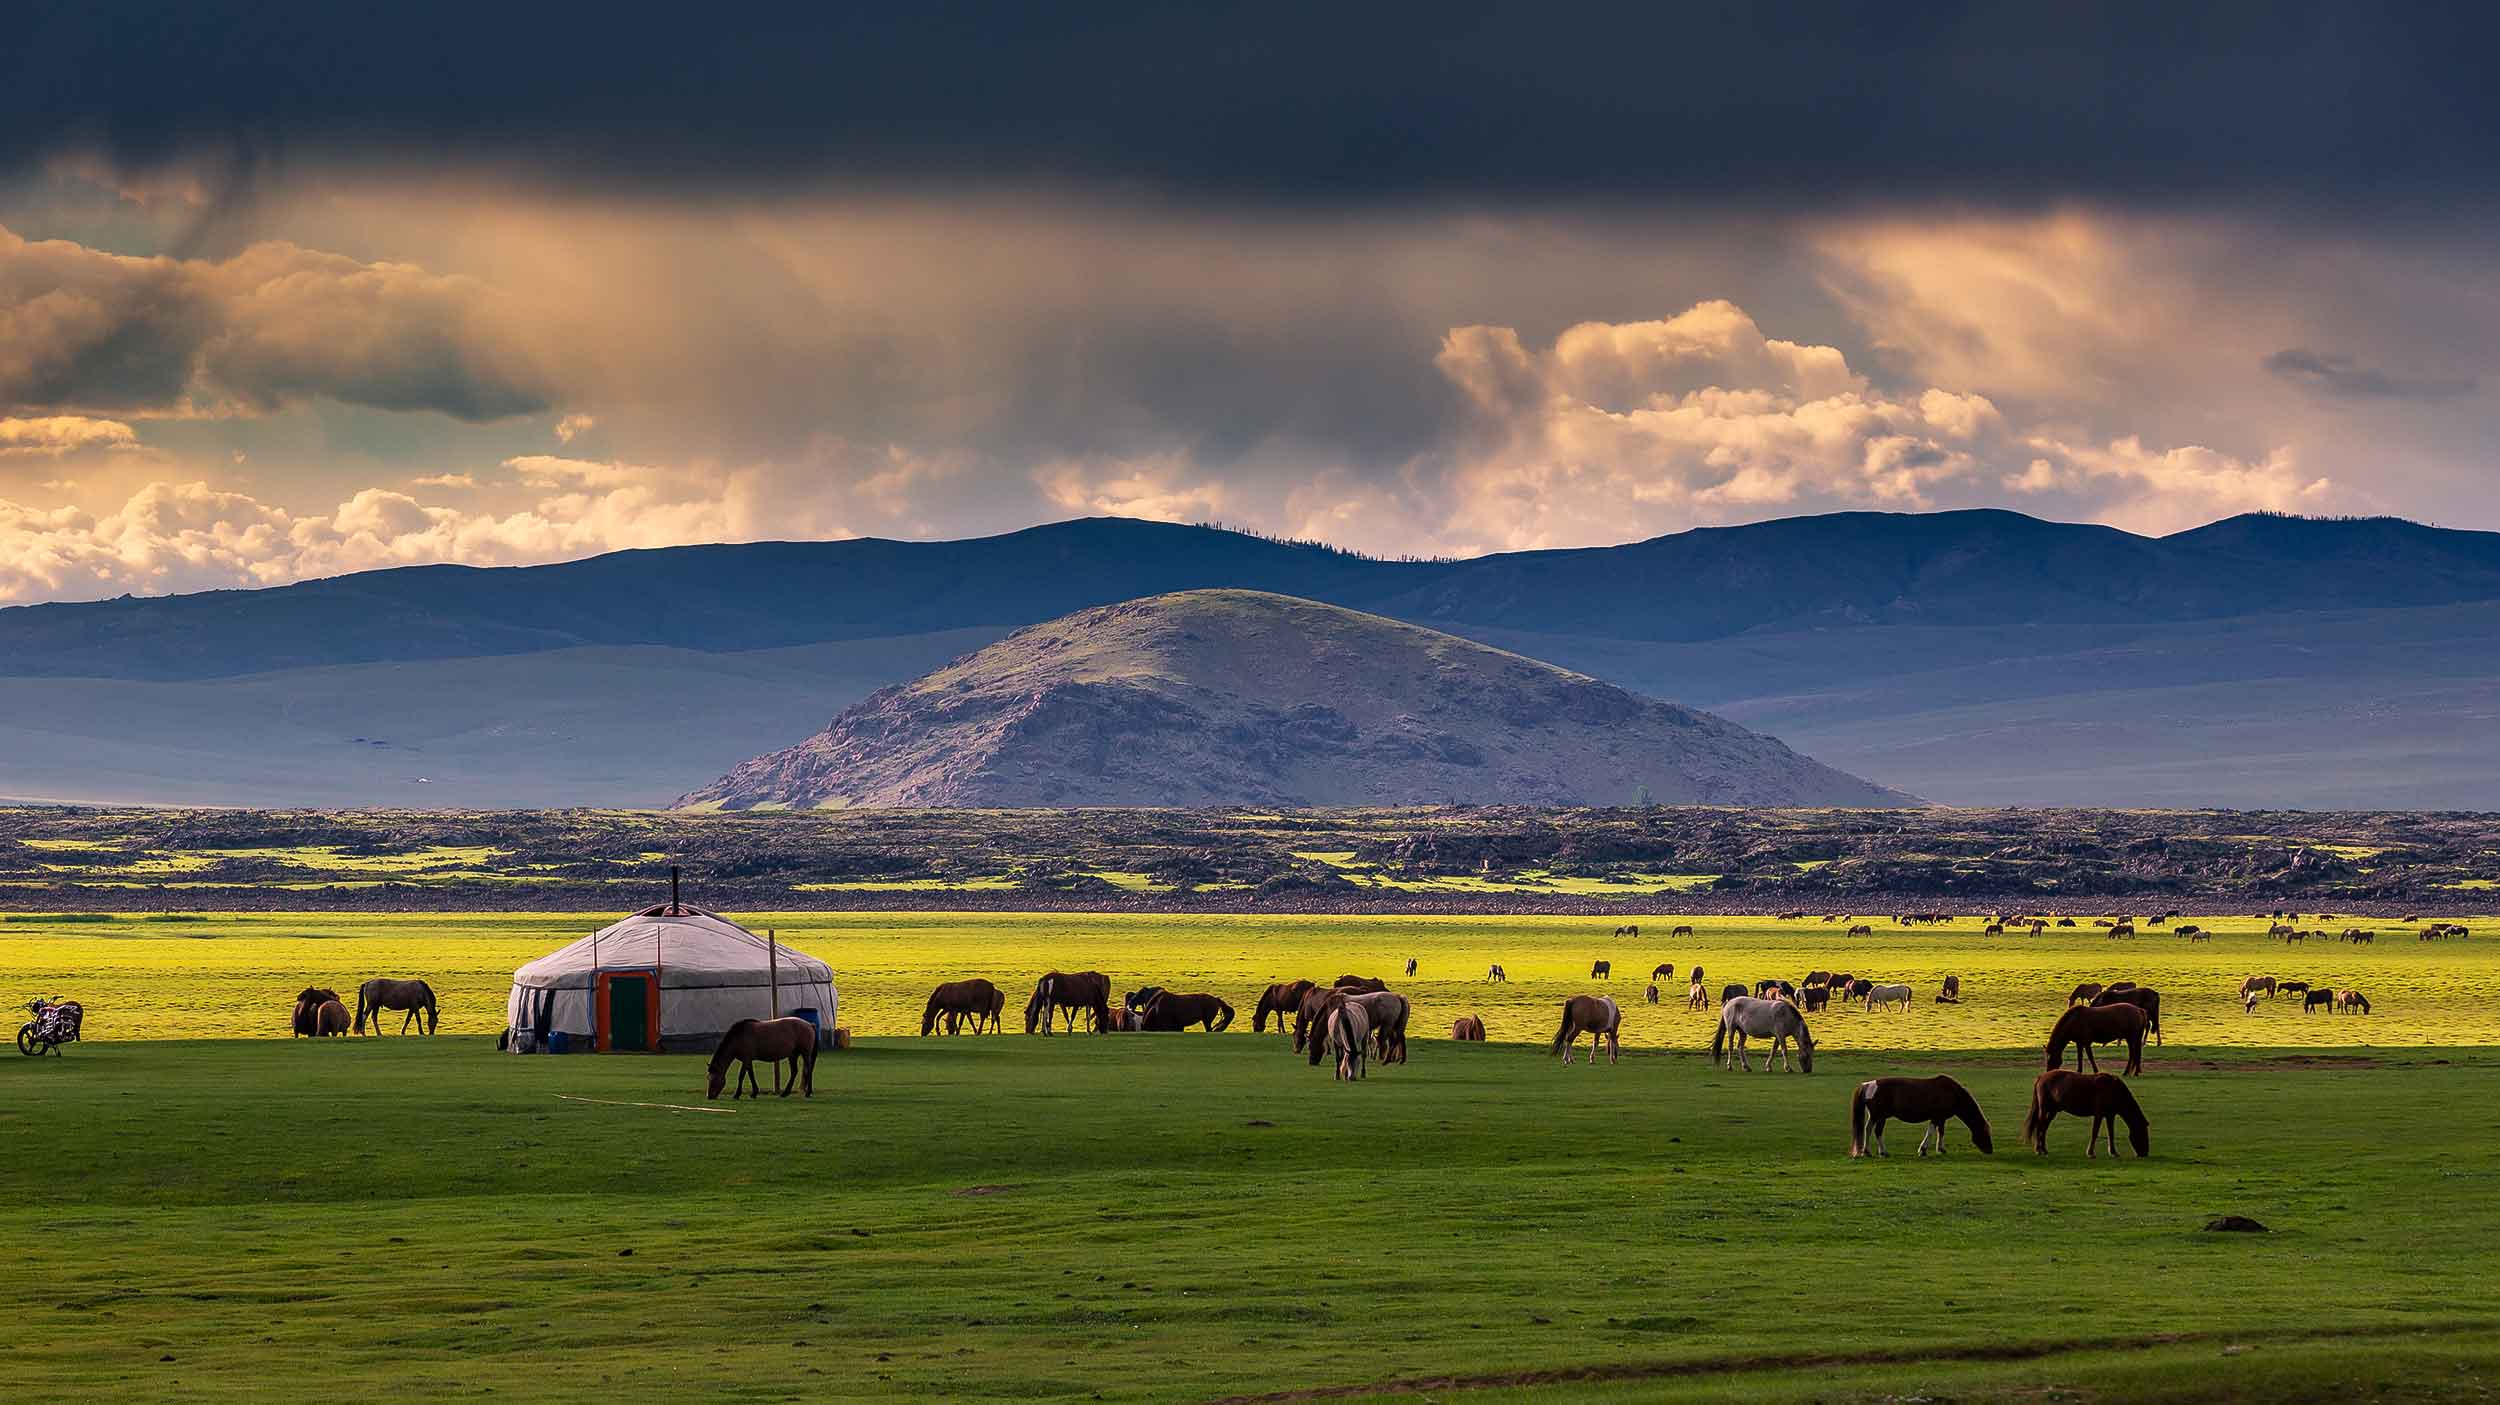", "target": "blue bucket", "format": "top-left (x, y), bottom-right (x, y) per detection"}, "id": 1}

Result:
top-left (791, 1007), bottom-right (820, 1034)
top-left (548, 1030), bottom-right (571, 1054)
